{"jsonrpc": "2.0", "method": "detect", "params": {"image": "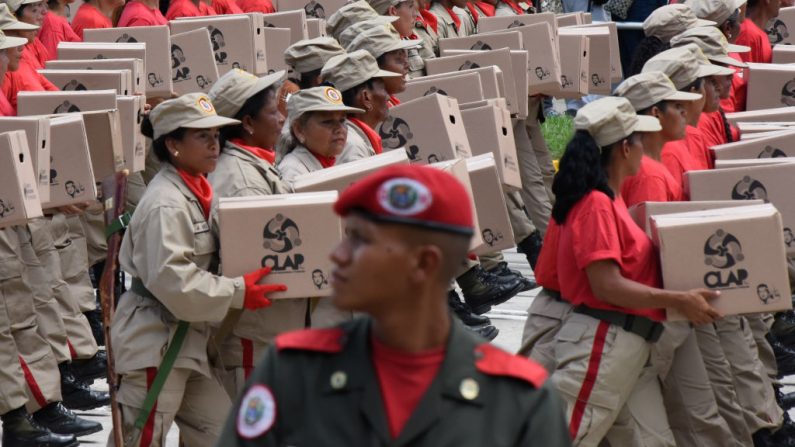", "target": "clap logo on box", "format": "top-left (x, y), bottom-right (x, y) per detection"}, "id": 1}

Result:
top-left (0, 198), bottom-right (15, 218)
top-left (261, 213), bottom-right (304, 272)
top-left (731, 176), bottom-right (769, 202)
top-left (703, 229), bottom-right (748, 289)
top-left (758, 145), bottom-right (787, 158)
top-left (768, 19), bottom-right (789, 45)
top-left (379, 116), bottom-right (421, 161)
